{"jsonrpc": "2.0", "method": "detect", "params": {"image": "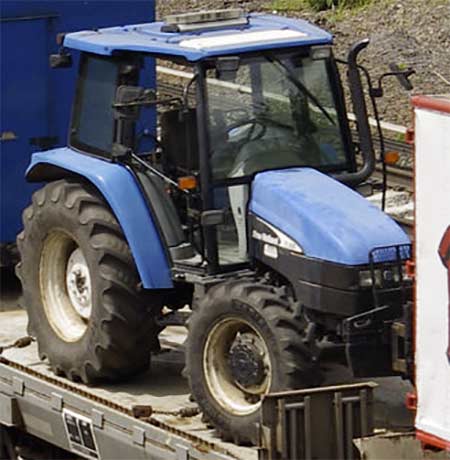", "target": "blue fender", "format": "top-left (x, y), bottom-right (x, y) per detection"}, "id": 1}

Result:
top-left (26, 147), bottom-right (173, 289)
